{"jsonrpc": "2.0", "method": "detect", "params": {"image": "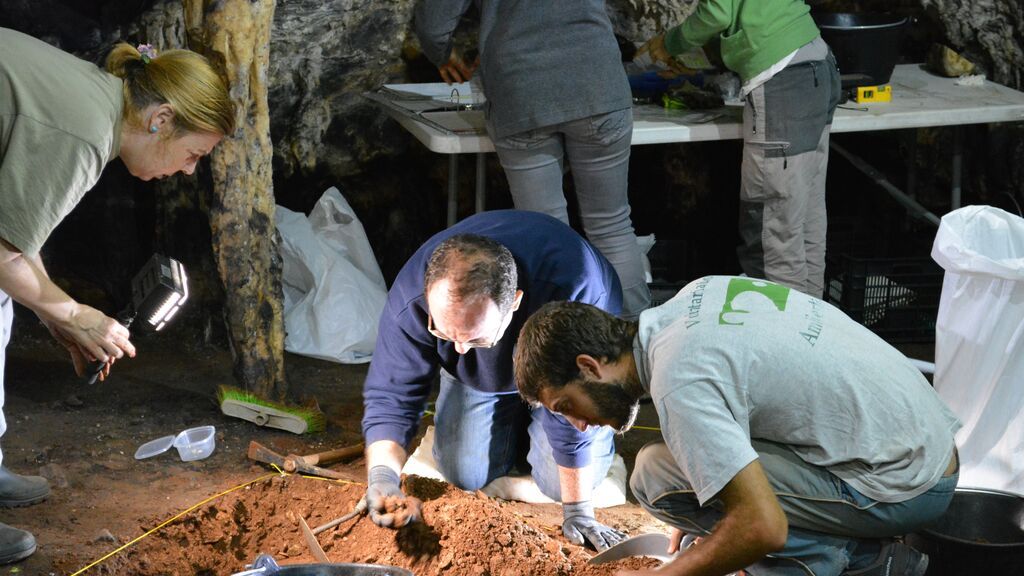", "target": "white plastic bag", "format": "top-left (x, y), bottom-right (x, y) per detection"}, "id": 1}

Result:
top-left (276, 187), bottom-right (387, 364)
top-left (931, 205), bottom-right (1024, 495)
